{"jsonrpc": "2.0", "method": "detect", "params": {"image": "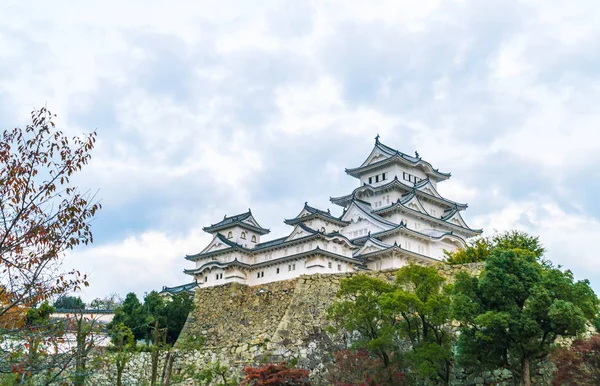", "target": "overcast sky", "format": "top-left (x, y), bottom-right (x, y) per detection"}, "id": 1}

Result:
top-left (1, 0), bottom-right (599, 301)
